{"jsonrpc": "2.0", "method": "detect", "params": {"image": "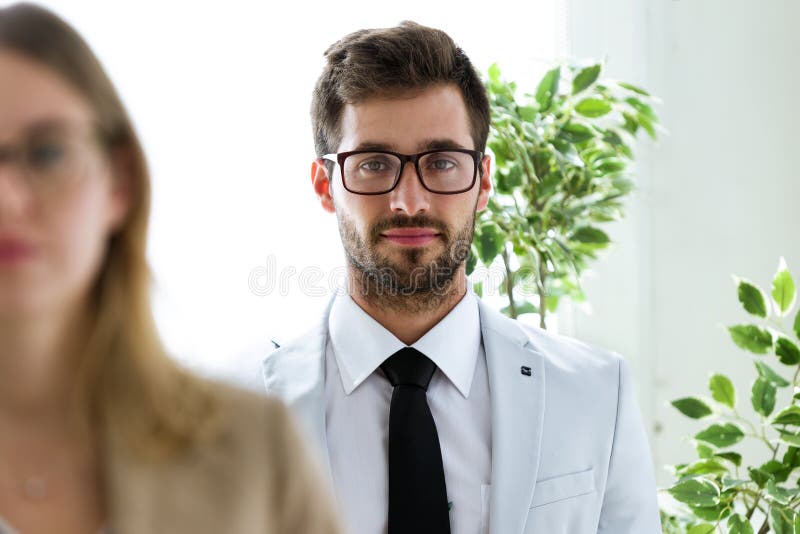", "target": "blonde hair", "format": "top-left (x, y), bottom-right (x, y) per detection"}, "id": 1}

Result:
top-left (0, 3), bottom-right (217, 458)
